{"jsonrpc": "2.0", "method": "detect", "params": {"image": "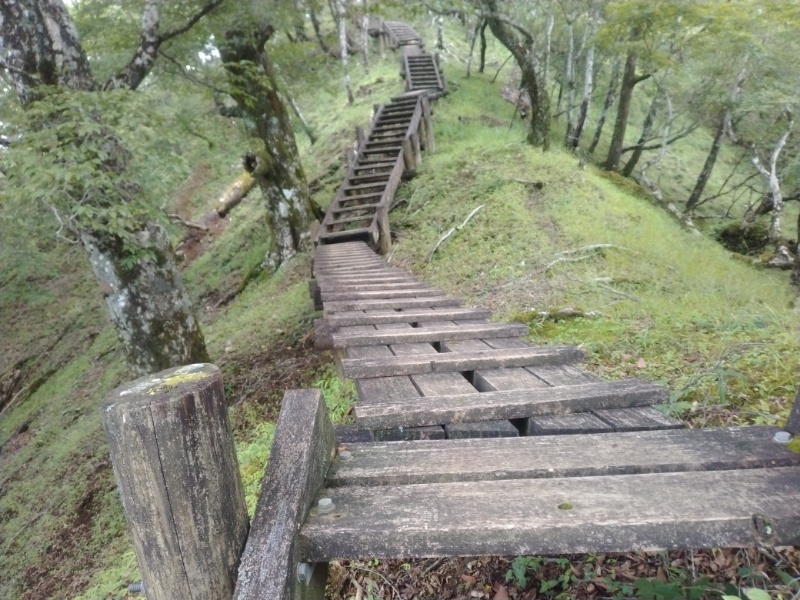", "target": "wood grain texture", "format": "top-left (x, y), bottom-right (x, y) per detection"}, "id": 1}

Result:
top-left (592, 407), bottom-right (684, 431)
top-left (355, 380), bottom-right (665, 429)
top-left (343, 346), bottom-right (584, 378)
top-left (321, 288), bottom-right (441, 301)
top-left (301, 467), bottom-right (800, 560)
top-left (101, 364), bottom-right (248, 600)
top-left (333, 323), bottom-right (526, 348)
top-left (526, 413), bottom-right (613, 436)
top-left (445, 420), bottom-right (519, 439)
top-left (326, 307), bottom-right (492, 327)
top-left (326, 426), bottom-right (800, 486)
top-left (323, 297), bottom-right (463, 312)
top-left (233, 389), bottom-right (335, 600)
